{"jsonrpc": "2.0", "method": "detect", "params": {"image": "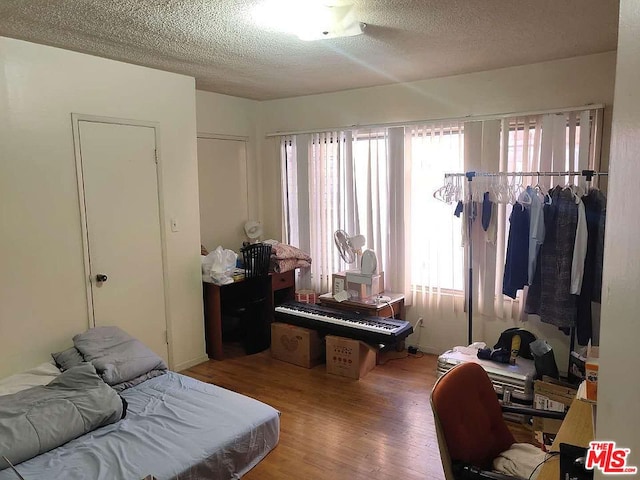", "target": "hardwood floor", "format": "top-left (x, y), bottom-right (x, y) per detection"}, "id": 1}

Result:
top-left (183, 351), bottom-right (445, 480)
top-left (182, 351), bottom-right (534, 480)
